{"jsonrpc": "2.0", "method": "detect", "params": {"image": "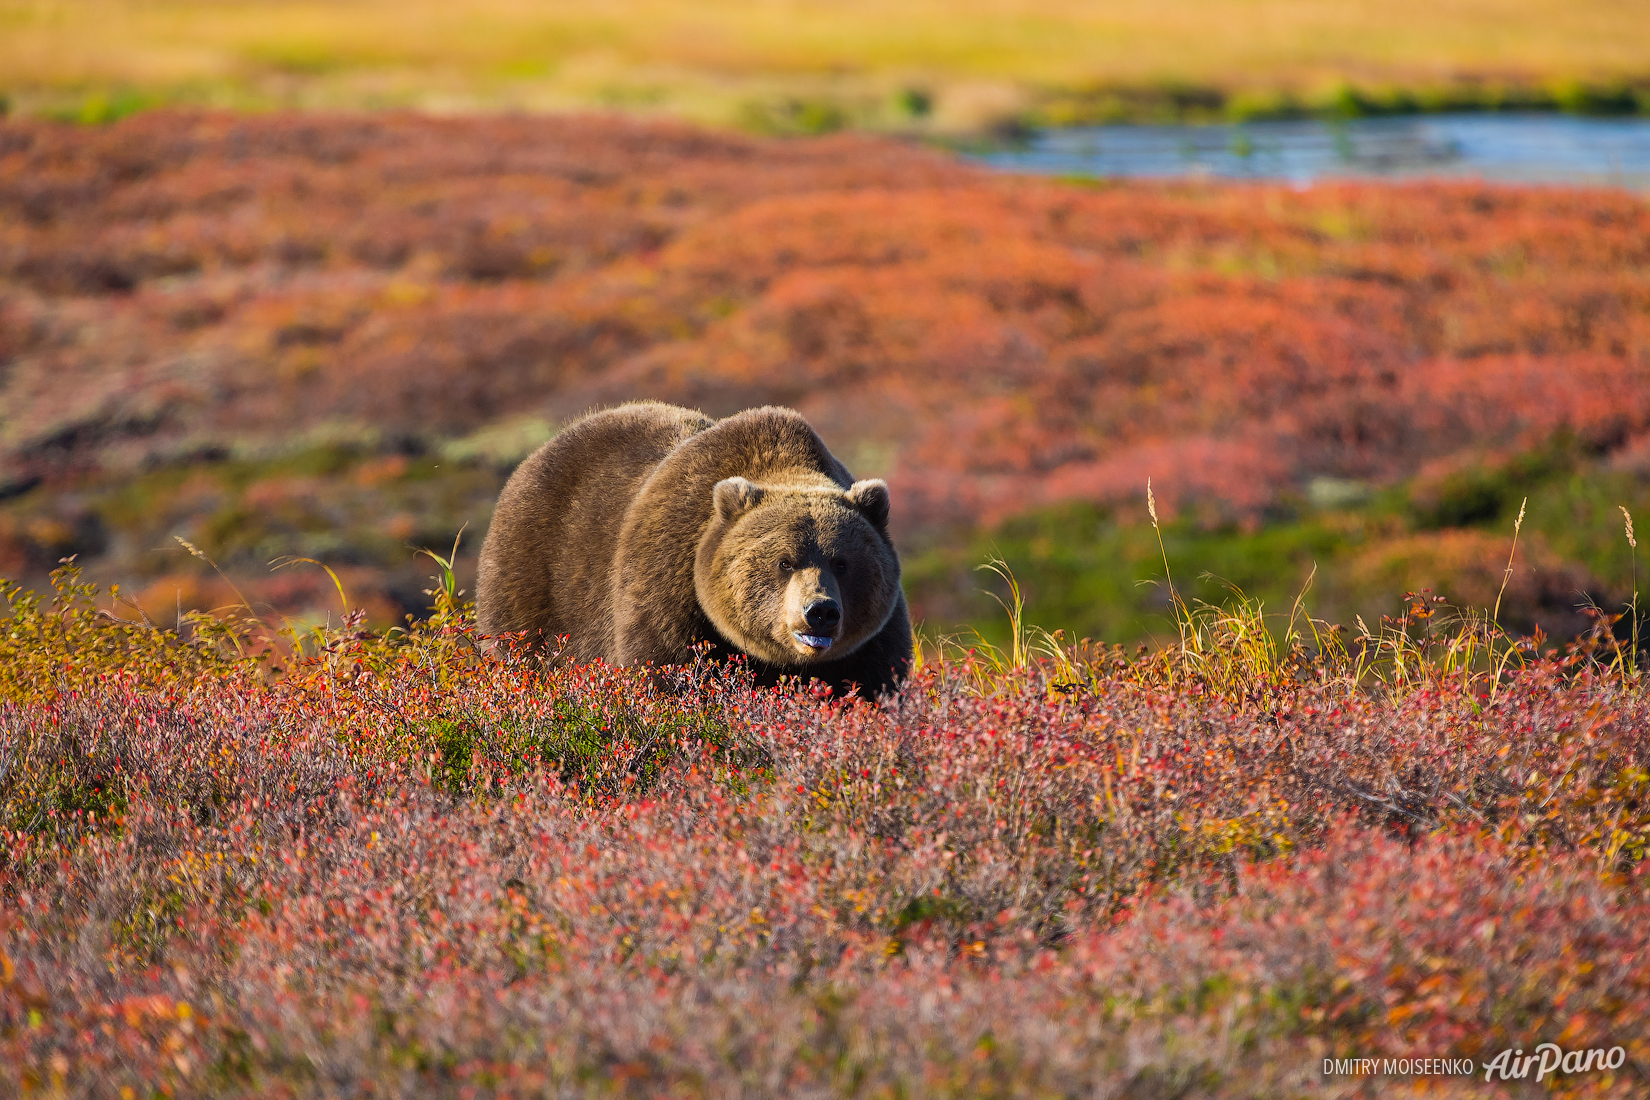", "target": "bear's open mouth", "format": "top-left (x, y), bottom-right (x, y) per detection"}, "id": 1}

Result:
top-left (794, 631), bottom-right (834, 650)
